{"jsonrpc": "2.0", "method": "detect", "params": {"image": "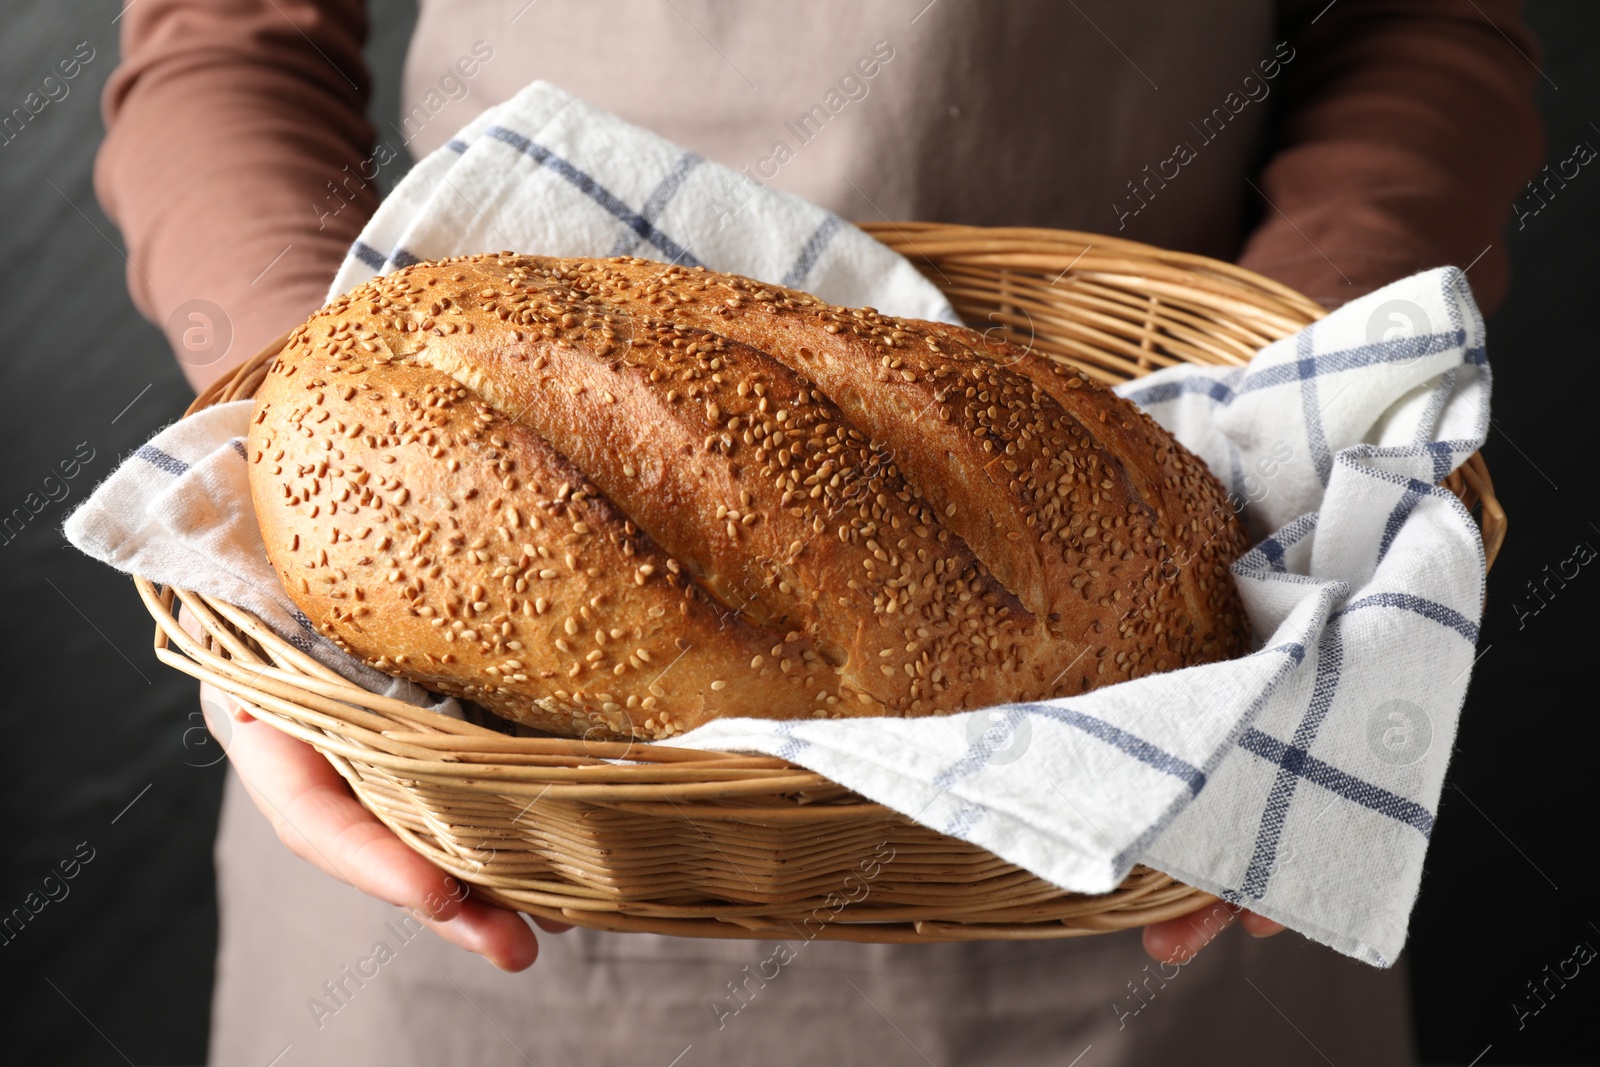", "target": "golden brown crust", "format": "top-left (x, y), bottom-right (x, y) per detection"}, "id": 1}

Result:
top-left (513, 256), bottom-right (1249, 683)
top-left (248, 253), bottom-right (1250, 739)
